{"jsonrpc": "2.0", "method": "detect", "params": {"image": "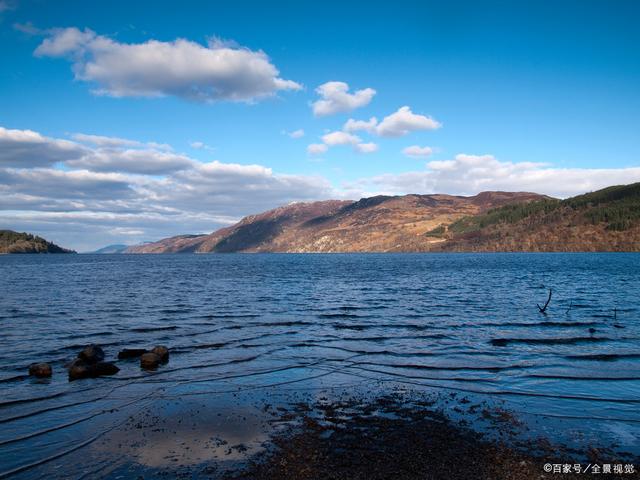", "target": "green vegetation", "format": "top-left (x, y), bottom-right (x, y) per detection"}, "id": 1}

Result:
top-left (425, 225), bottom-right (446, 237)
top-left (448, 183), bottom-right (640, 235)
top-left (0, 230), bottom-right (75, 254)
top-left (448, 199), bottom-right (561, 234)
top-left (571, 184), bottom-right (640, 231)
